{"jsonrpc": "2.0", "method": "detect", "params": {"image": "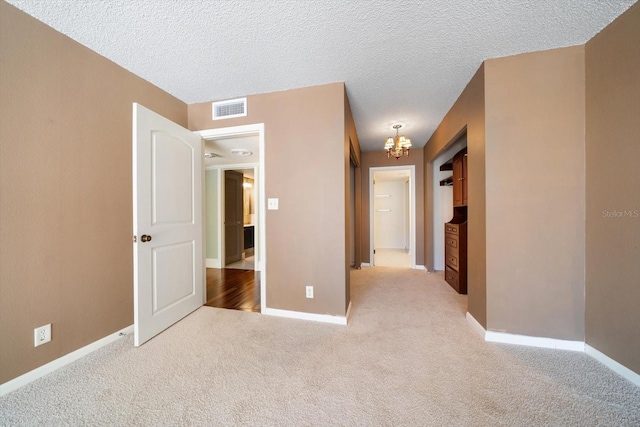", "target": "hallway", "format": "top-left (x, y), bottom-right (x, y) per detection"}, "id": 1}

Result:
top-left (205, 268), bottom-right (260, 313)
